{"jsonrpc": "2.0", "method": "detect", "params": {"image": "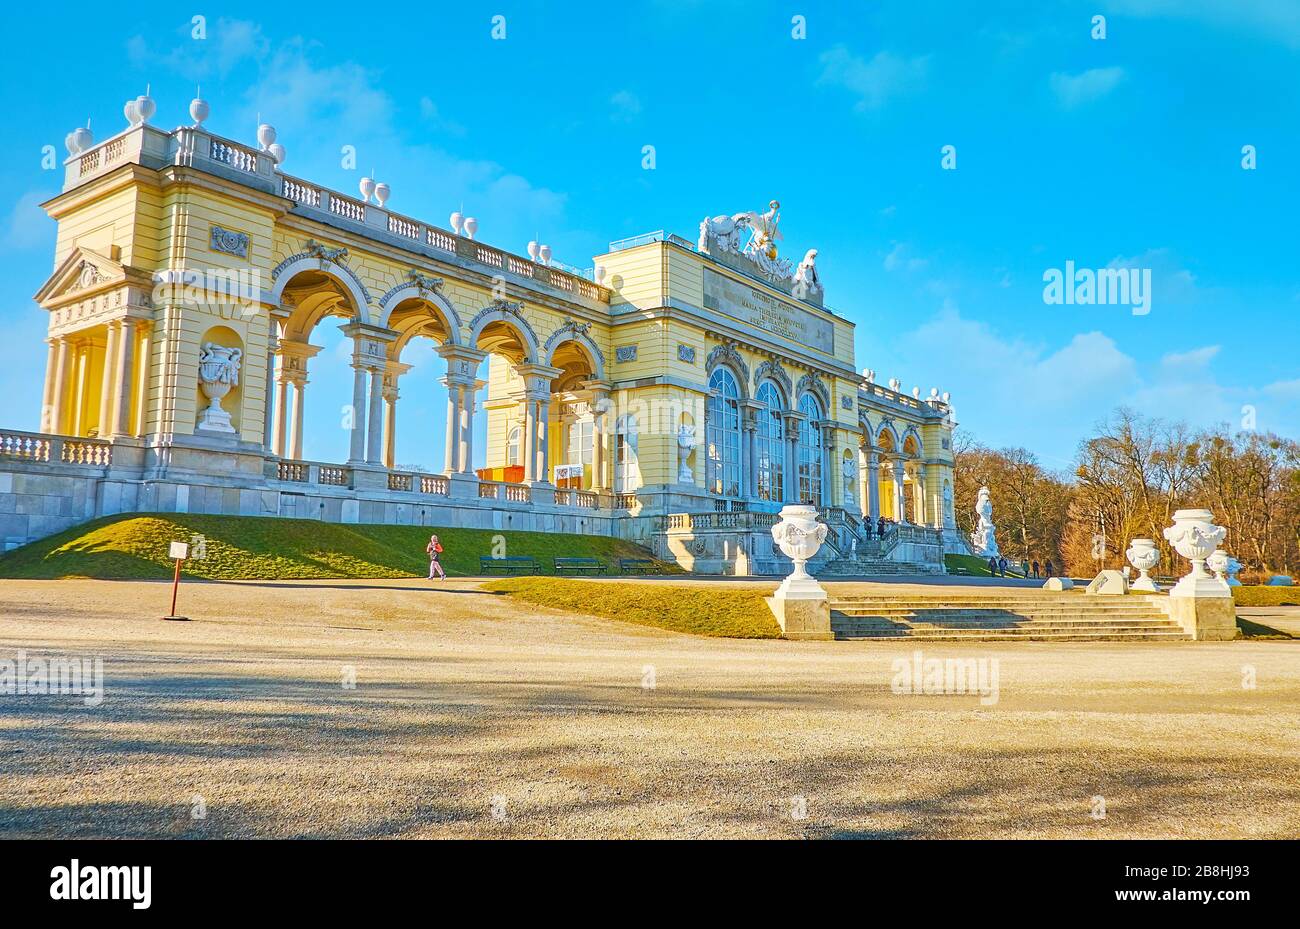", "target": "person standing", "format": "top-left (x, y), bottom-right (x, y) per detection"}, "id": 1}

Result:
top-left (1045, 559), bottom-right (1055, 578)
top-left (1032, 559), bottom-right (1041, 579)
top-left (988, 556), bottom-right (999, 577)
top-left (426, 534), bottom-right (446, 581)
top-left (999, 556), bottom-right (1008, 577)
